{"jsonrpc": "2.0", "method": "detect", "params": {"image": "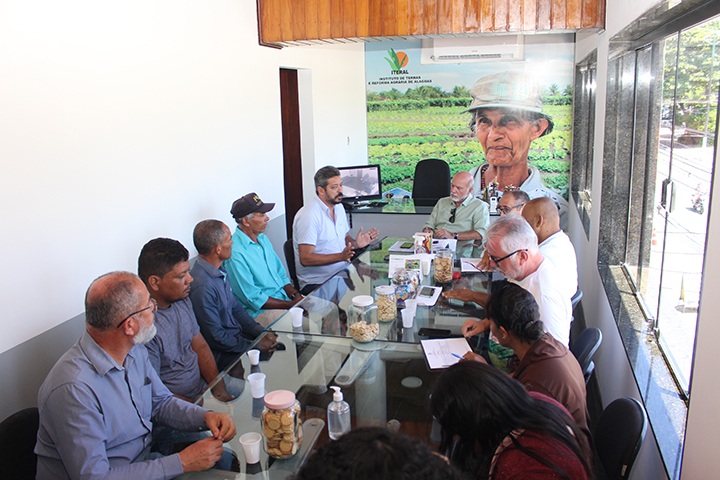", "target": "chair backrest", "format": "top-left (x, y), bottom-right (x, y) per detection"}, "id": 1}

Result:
top-left (570, 327), bottom-right (602, 384)
top-left (571, 288), bottom-right (583, 310)
top-left (595, 397), bottom-right (648, 480)
top-left (411, 159), bottom-right (451, 206)
top-left (0, 407), bottom-right (39, 480)
top-left (284, 238), bottom-right (299, 291)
